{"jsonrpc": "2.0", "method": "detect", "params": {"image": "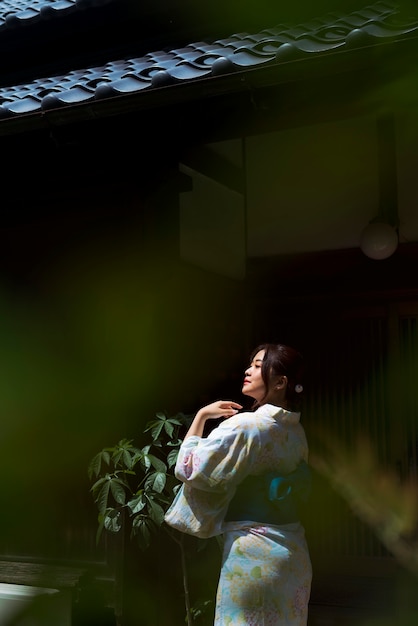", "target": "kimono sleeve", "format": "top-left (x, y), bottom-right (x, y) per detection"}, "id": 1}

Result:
top-left (174, 414), bottom-right (261, 493)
